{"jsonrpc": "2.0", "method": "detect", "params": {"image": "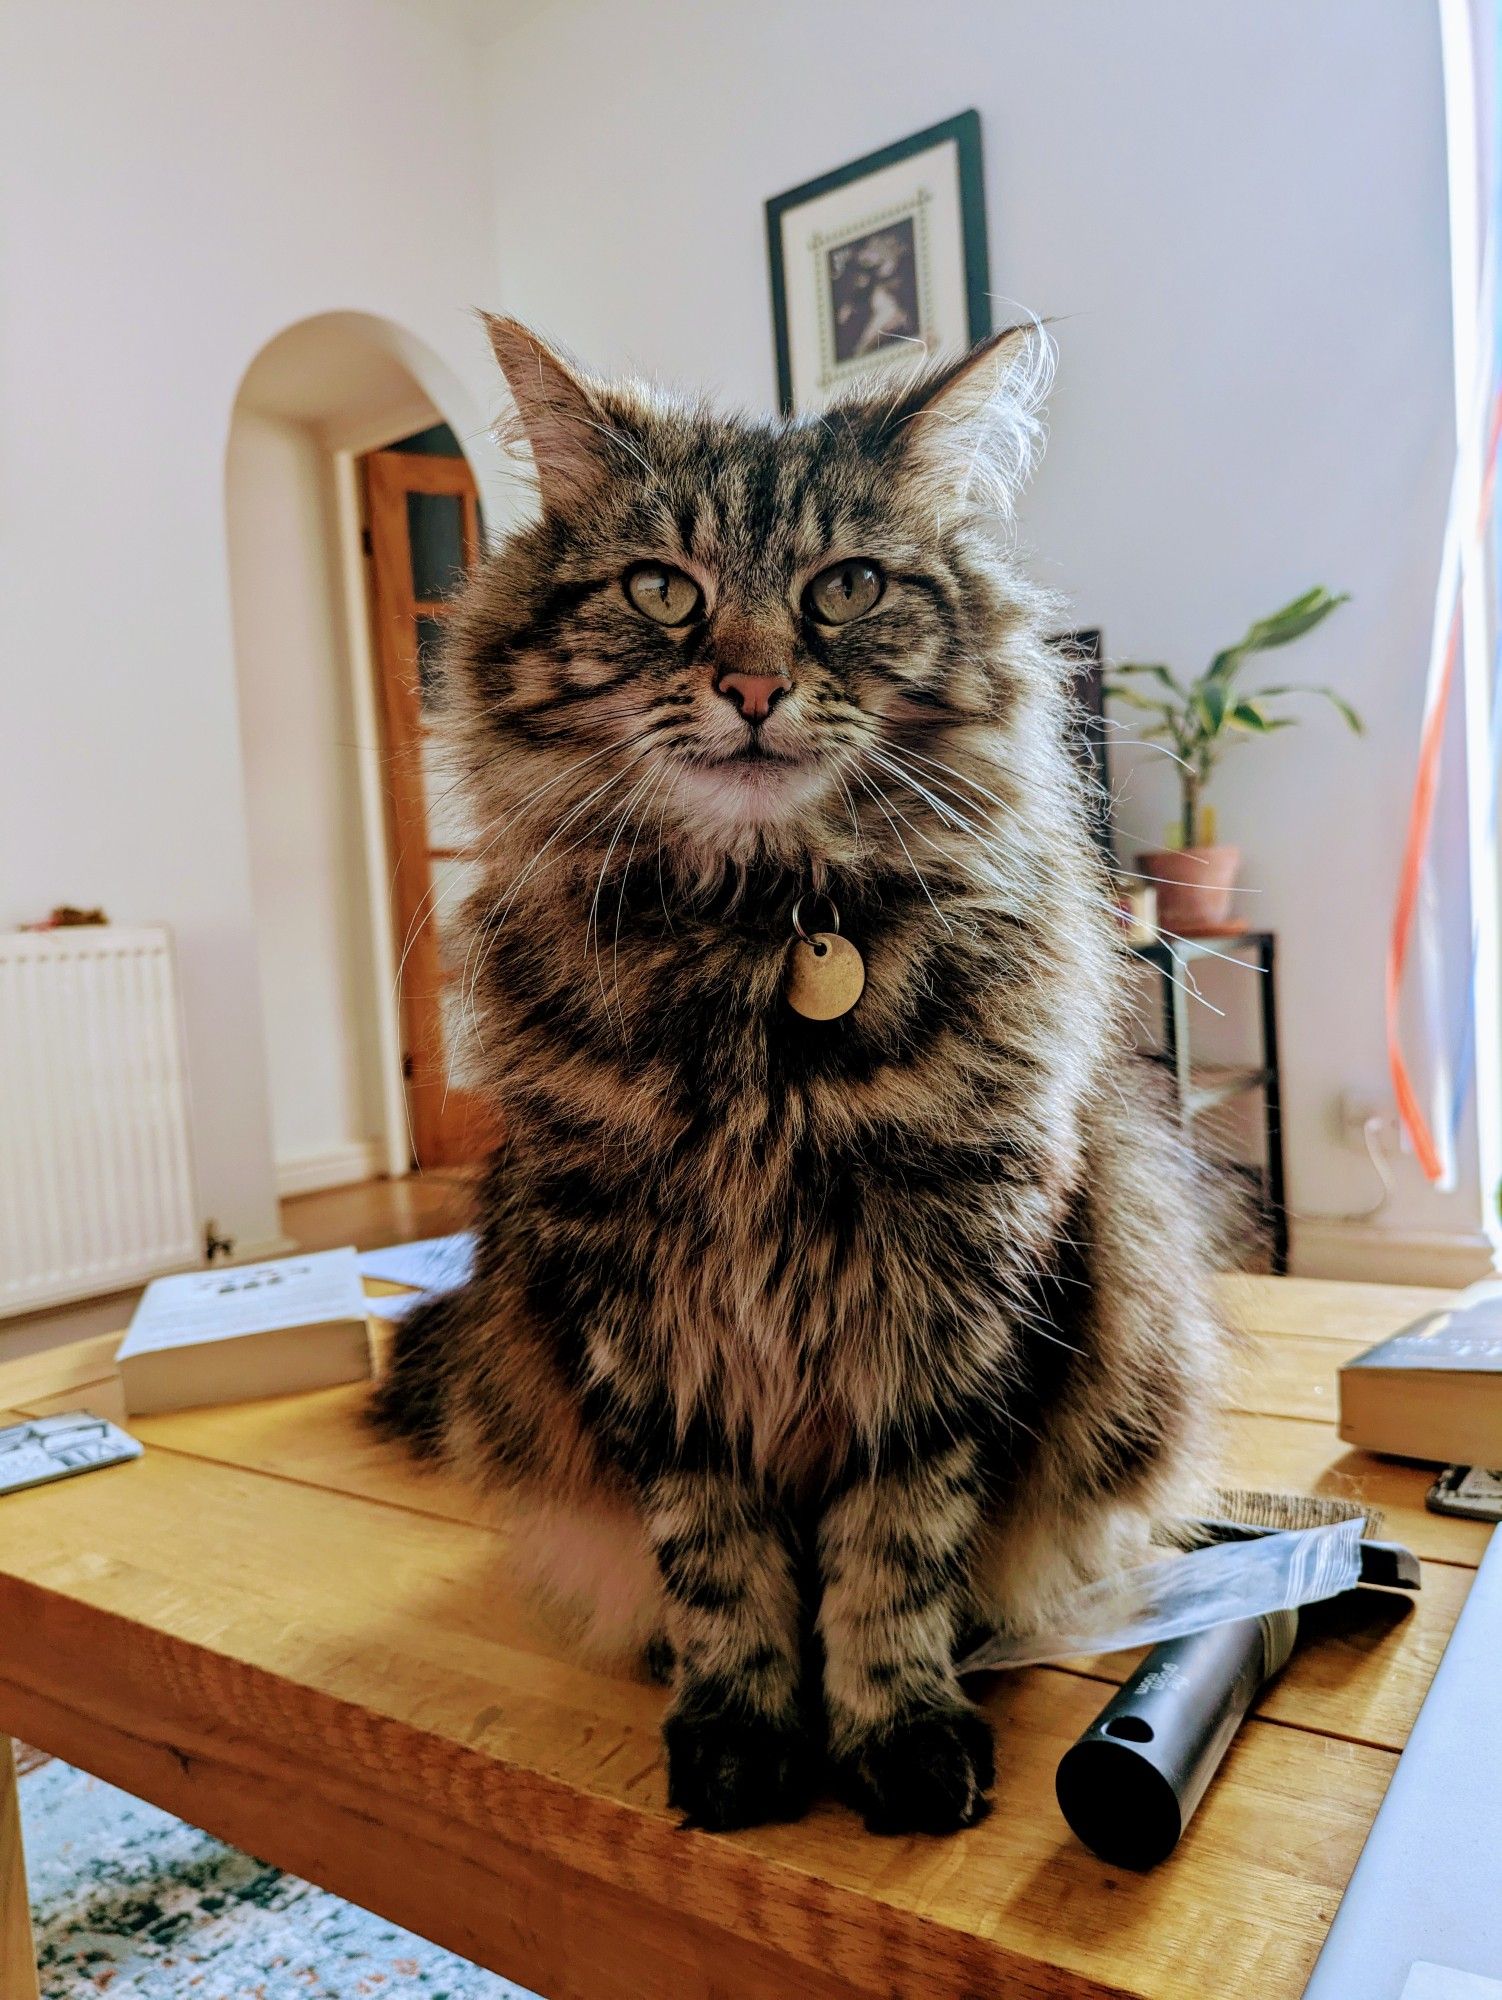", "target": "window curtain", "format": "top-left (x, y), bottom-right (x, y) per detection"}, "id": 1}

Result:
top-left (1389, 0), bottom-right (1501, 1221)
